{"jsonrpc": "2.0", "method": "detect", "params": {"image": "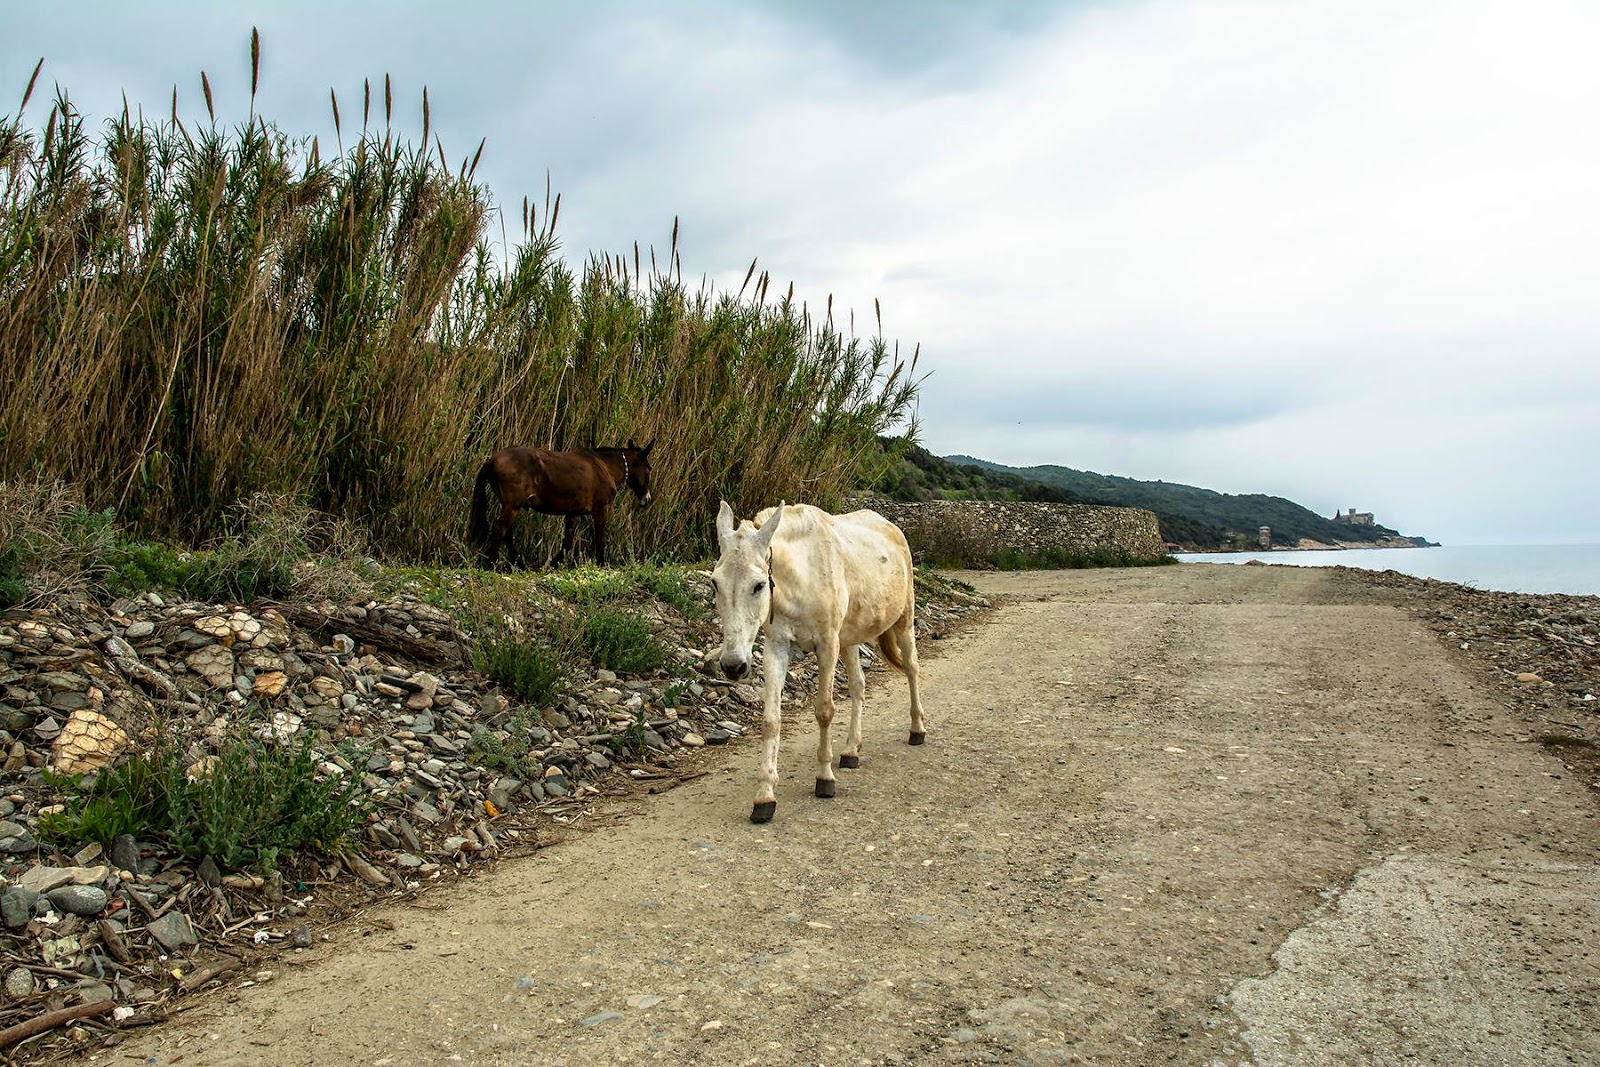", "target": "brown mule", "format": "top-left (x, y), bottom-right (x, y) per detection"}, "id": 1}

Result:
top-left (467, 439), bottom-right (654, 568)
